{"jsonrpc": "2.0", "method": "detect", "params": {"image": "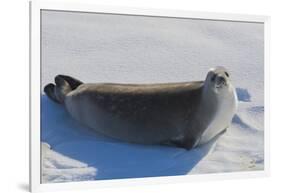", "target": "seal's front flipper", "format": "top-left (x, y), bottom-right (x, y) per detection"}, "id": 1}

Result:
top-left (163, 138), bottom-right (196, 150)
top-left (181, 137), bottom-right (198, 150)
top-left (44, 83), bottom-right (60, 103)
